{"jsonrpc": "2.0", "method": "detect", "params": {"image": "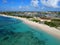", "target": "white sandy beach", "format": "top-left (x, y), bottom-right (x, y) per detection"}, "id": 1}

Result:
top-left (0, 14), bottom-right (60, 39)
